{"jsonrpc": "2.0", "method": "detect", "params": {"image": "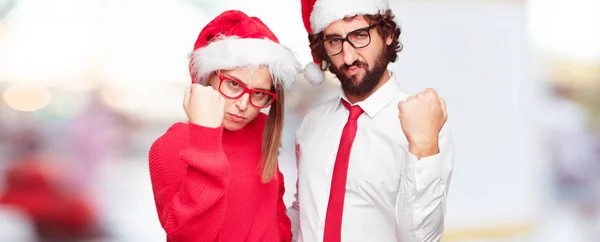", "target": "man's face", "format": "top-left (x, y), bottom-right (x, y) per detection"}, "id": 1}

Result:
top-left (323, 15), bottom-right (392, 97)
